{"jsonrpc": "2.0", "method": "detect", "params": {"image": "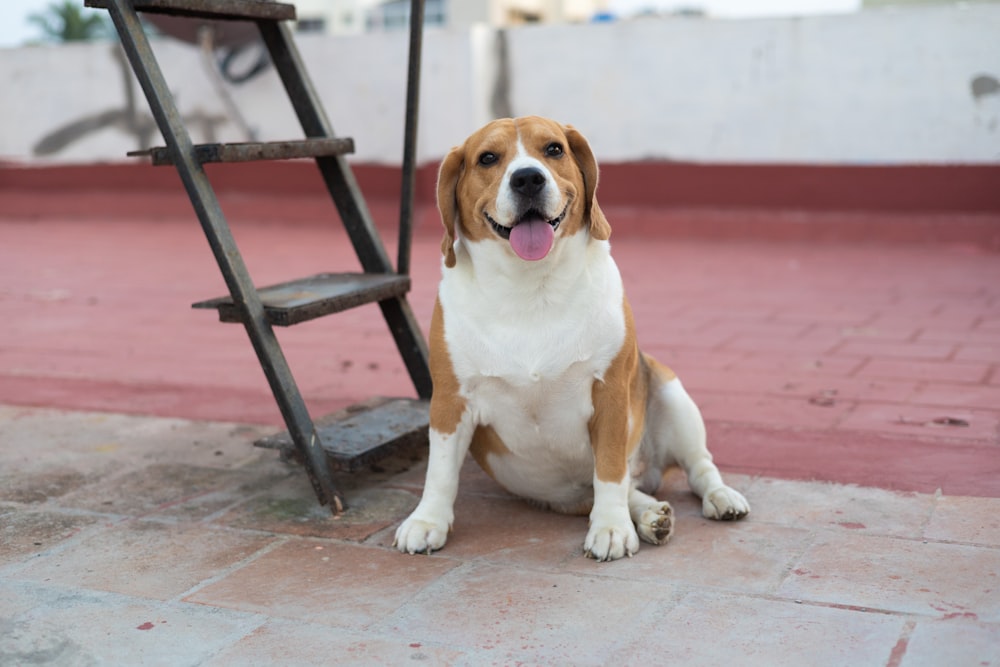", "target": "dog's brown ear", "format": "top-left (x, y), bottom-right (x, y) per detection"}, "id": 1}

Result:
top-left (436, 145), bottom-right (465, 268)
top-left (564, 125), bottom-right (611, 241)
